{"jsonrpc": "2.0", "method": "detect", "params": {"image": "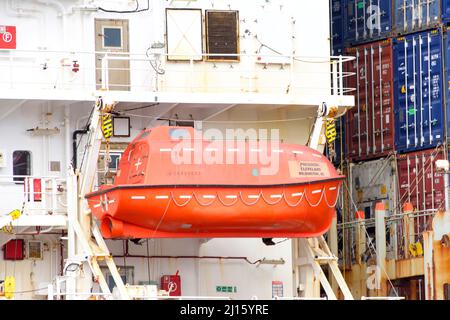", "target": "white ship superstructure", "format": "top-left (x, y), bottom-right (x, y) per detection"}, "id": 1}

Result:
top-left (0, 0), bottom-right (354, 300)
